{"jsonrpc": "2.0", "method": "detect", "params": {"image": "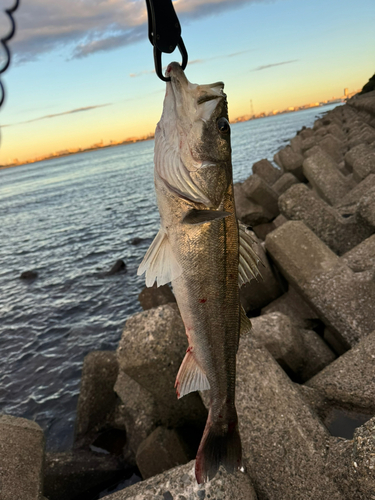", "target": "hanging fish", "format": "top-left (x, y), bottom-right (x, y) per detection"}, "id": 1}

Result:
top-left (138, 62), bottom-right (262, 484)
